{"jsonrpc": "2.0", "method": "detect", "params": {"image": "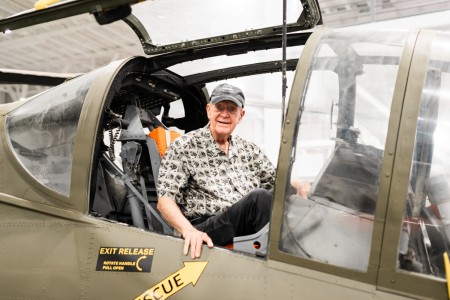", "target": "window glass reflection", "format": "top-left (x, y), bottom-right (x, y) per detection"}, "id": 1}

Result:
top-left (280, 30), bottom-right (407, 271)
top-left (6, 70), bottom-right (99, 196)
top-left (398, 32), bottom-right (450, 279)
